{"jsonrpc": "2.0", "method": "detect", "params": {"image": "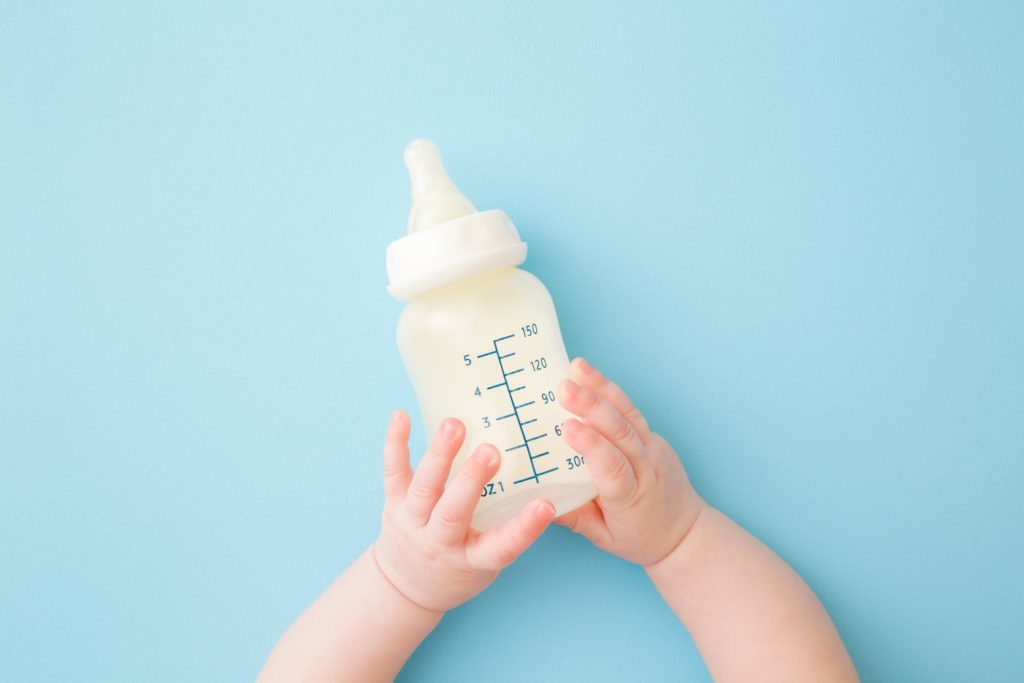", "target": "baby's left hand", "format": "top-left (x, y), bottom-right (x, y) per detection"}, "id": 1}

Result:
top-left (372, 411), bottom-right (556, 613)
